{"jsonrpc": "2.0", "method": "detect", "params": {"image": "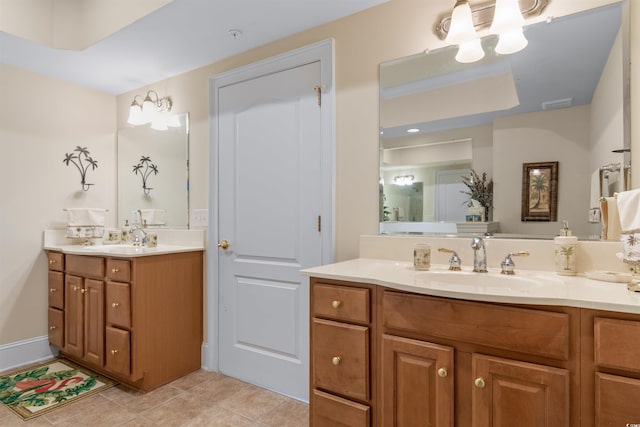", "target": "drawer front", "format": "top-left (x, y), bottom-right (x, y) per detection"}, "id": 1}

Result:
top-left (313, 283), bottom-right (370, 324)
top-left (383, 291), bottom-right (570, 360)
top-left (106, 281), bottom-right (131, 329)
top-left (66, 254), bottom-right (105, 278)
top-left (48, 270), bottom-right (64, 309)
top-left (595, 317), bottom-right (640, 372)
top-left (312, 389), bottom-right (370, 427)
top-left (47, 252), bottom-right (64, 271)
top-left (105, 326), bottom-right (131, 377)
top-left (107, 259), bottom-right (131, 282)
top-left (313, 318), bottom-right (369, 402)
top-left (48, 307), bottom-right (64, 349)
top-left (595, 373), bottom-right (640, 425)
